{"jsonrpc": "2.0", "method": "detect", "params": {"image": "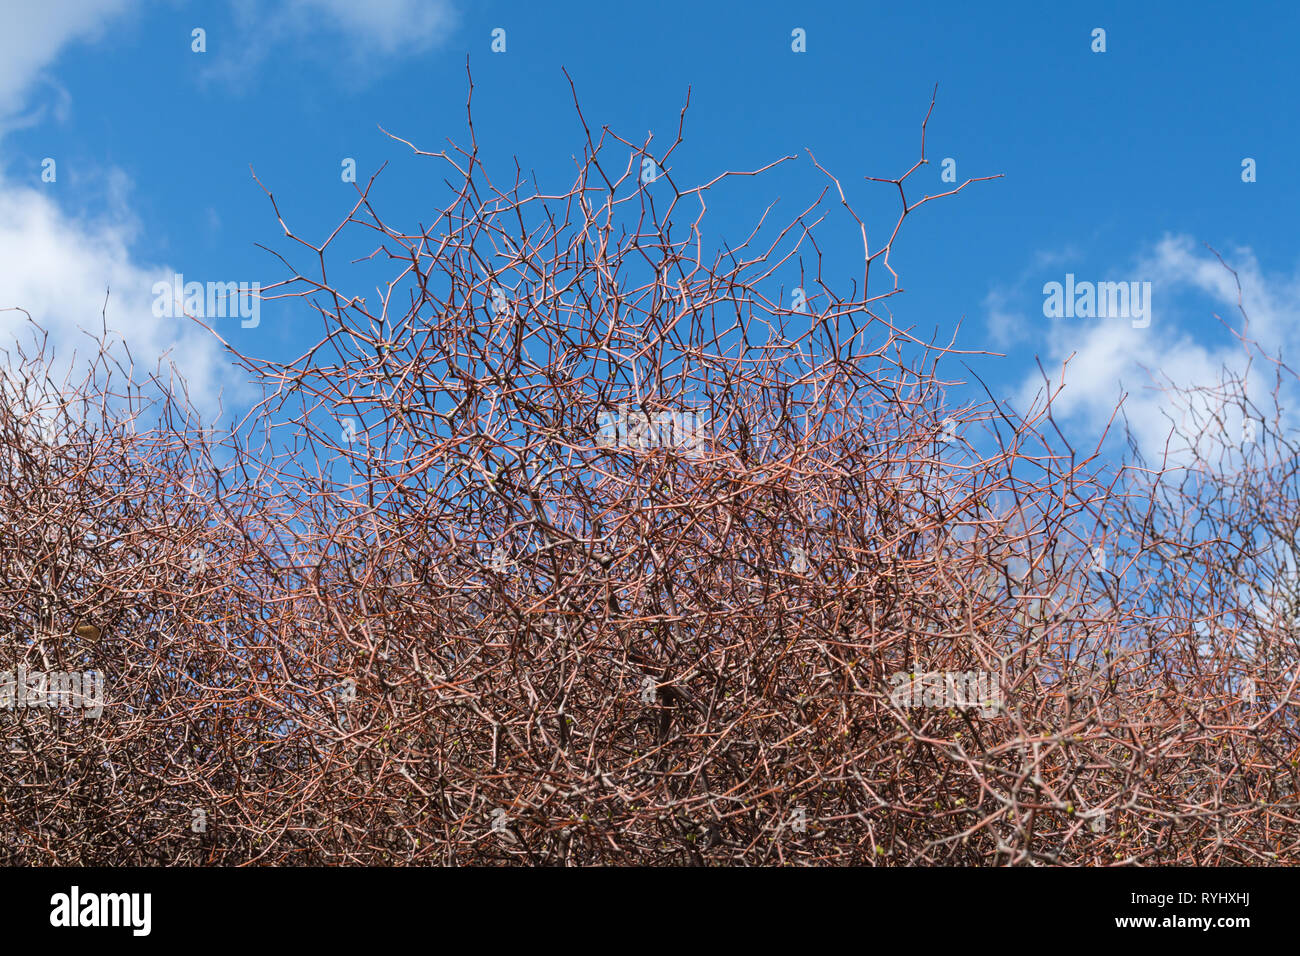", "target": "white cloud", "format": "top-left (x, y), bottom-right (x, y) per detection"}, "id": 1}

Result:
top-left (0, 174), bottom-right (248, 418)
top-left (1009, 235), bottom-right (1300, 465)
